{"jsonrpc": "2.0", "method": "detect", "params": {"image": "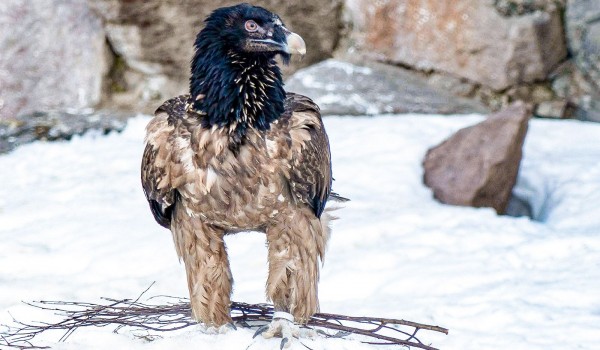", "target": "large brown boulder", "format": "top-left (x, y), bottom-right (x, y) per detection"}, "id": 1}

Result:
top-left (423, 102), bottom-right (531, 214)
top-left (0, 0), bottom-right (109, 119)
top-left (89, 0), bottom-right (343, 112)
top-left (345, 0), bottom-right (567, 91)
